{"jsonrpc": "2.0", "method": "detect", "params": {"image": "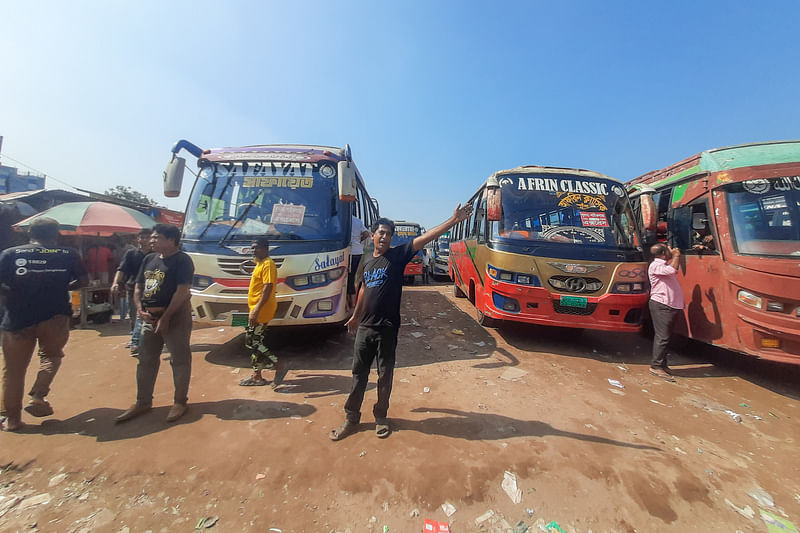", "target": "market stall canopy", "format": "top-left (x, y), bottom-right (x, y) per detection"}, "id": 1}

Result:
top-left (13, 201), bottom-right (157, 236)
